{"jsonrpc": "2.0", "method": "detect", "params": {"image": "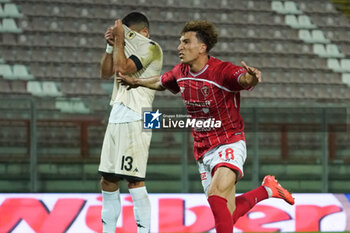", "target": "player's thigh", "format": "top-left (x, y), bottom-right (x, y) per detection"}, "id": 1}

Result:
top-left (208, 166), bottom-right (237, 197)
